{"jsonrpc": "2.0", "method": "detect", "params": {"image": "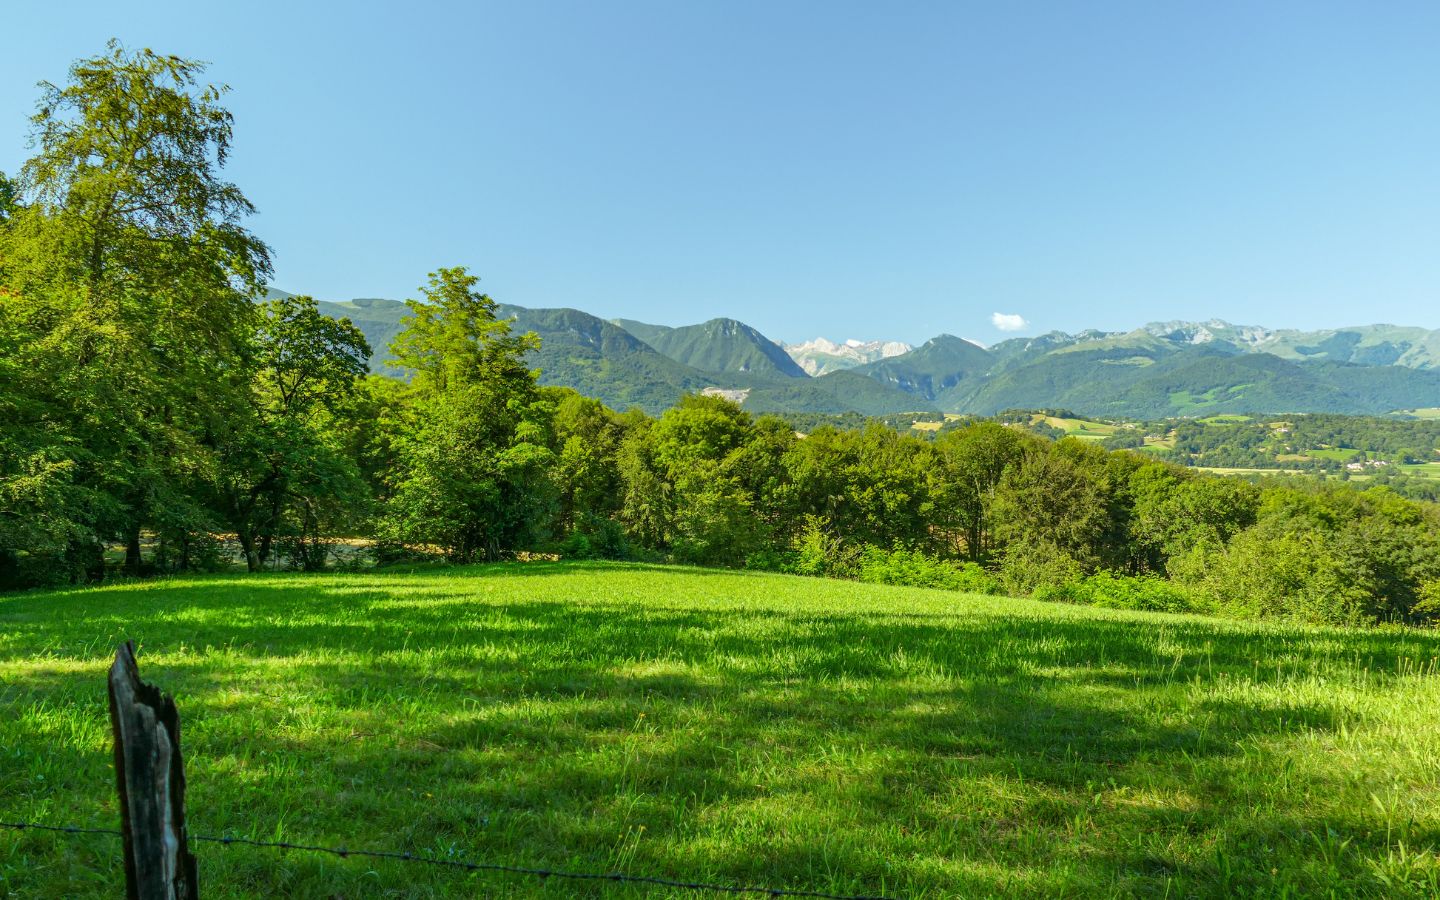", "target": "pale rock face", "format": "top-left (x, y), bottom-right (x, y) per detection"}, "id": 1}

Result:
top-left (1142, 319), bottom-right (1276, 347)
top-left (700, 386), bottom-right (751, 404)
top-left (784, 337), bottom-right (914, 375)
